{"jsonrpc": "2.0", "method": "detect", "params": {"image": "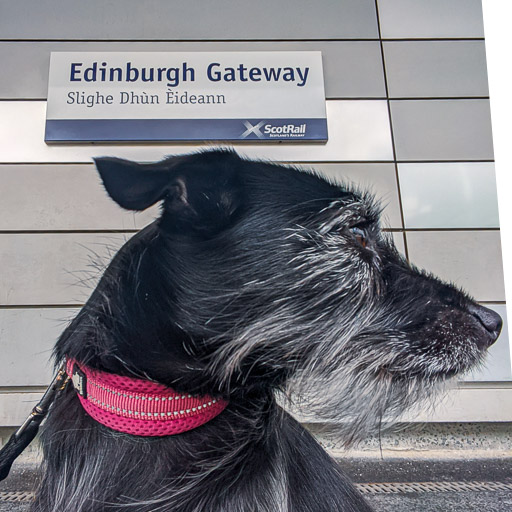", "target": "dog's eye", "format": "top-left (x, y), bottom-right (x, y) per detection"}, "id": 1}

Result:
top-left (349, 226), bottom-right (368, 248)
